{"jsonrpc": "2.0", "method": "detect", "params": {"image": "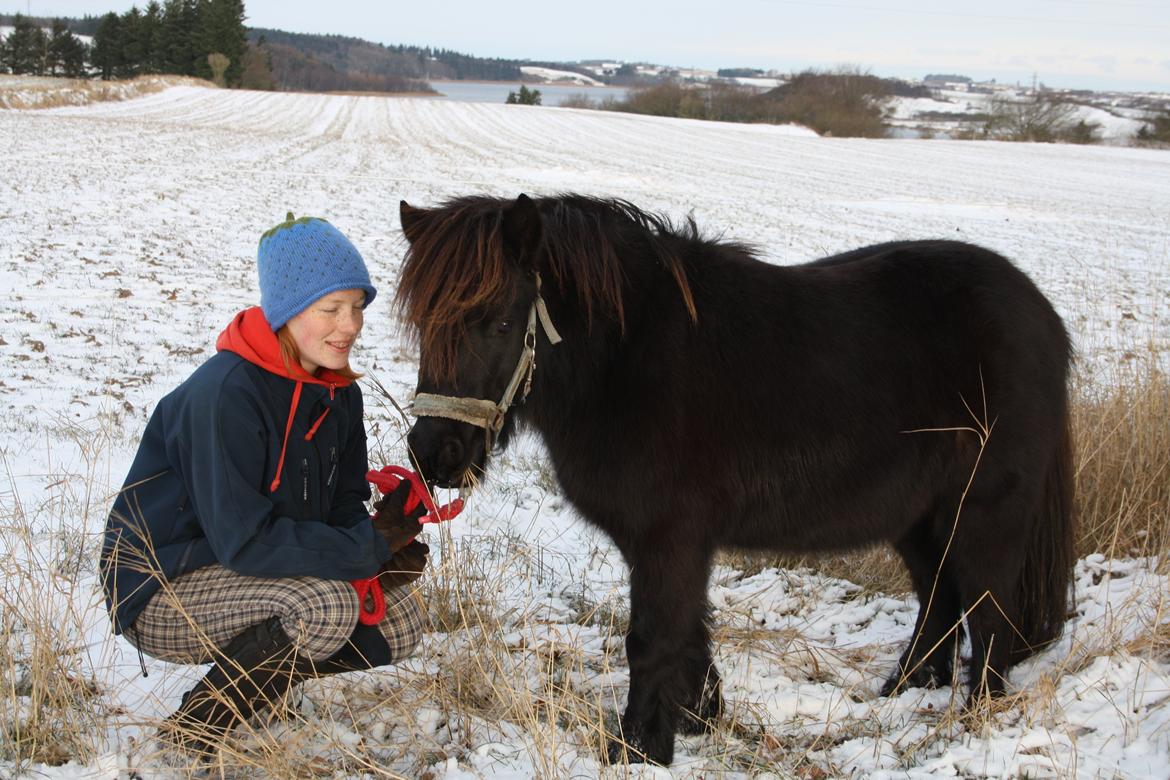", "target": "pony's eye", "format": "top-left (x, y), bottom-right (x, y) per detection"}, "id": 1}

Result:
top-left (496, 319), bottom-right (514, 335)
